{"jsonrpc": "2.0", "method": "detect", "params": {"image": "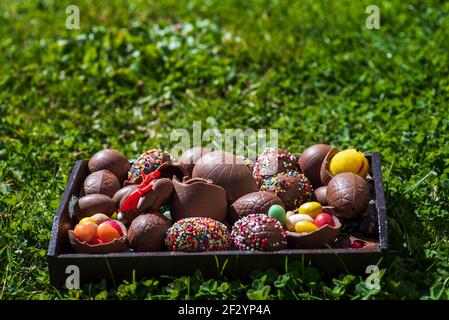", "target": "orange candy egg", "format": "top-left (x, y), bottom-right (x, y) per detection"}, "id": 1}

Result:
top-left (97, 221), bottom-right (121, 243)
top-left (74, 222), bottom-right (98, 243)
